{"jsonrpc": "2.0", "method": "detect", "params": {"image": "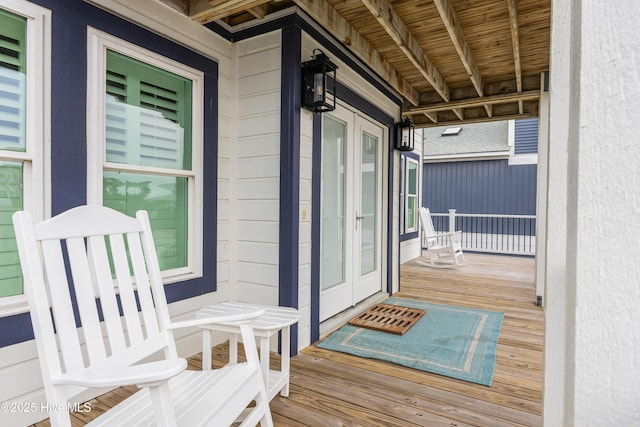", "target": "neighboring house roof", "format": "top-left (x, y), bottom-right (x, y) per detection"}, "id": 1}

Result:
top-left (423, 121), bottom-right (510, 159)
